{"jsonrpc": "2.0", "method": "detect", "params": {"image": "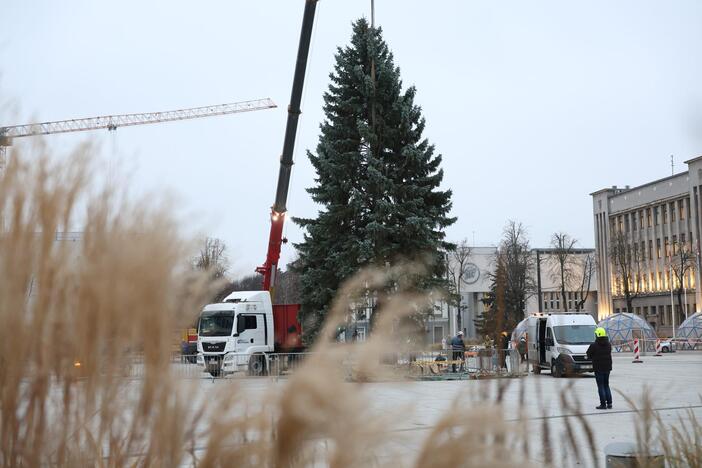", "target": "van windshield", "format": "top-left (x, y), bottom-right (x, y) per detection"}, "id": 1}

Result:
top-left (553, 325), bottom-right (596, 345)
top-left (199, 311), bottom-right (234, 337)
